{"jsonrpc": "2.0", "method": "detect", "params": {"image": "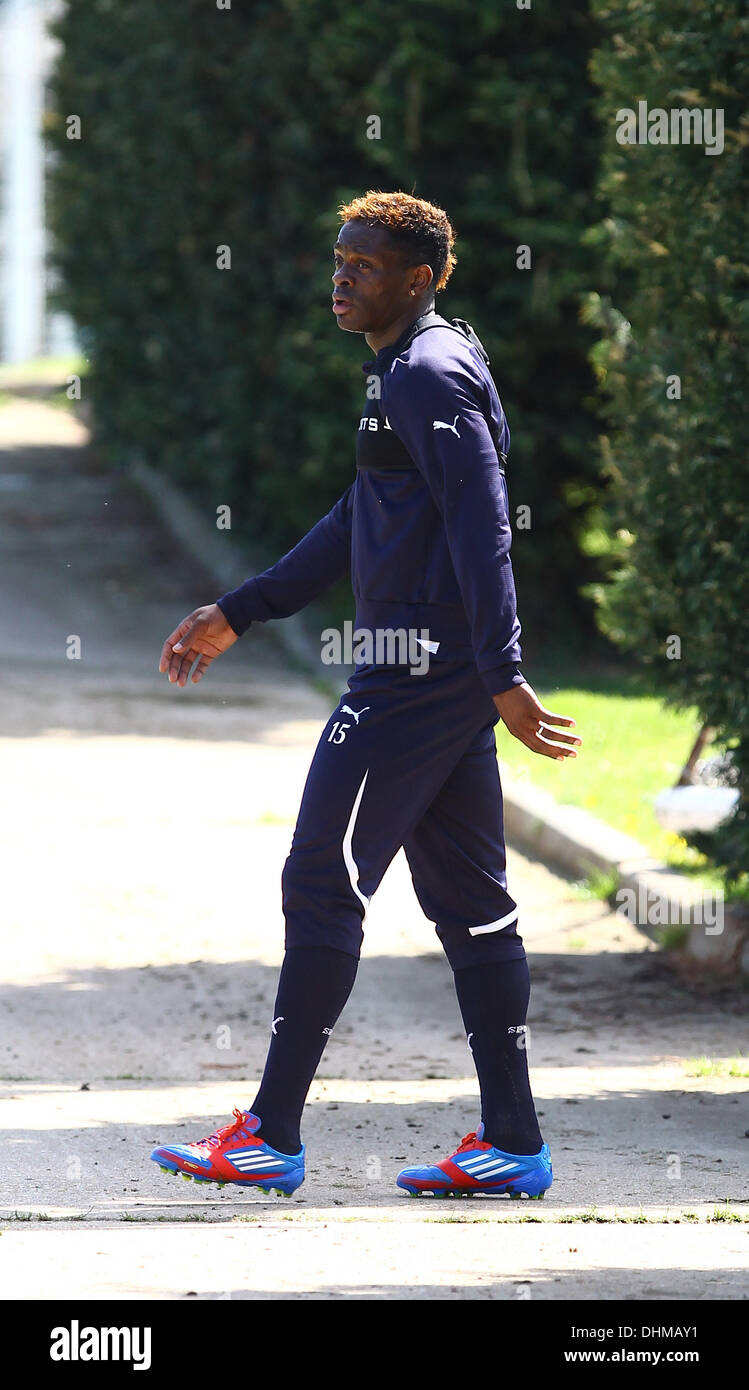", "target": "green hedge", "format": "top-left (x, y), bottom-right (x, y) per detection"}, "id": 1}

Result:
top-left (587, 0), bottom-right (749, 883)
top-left (45, 0), bottom-right (605, 654)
